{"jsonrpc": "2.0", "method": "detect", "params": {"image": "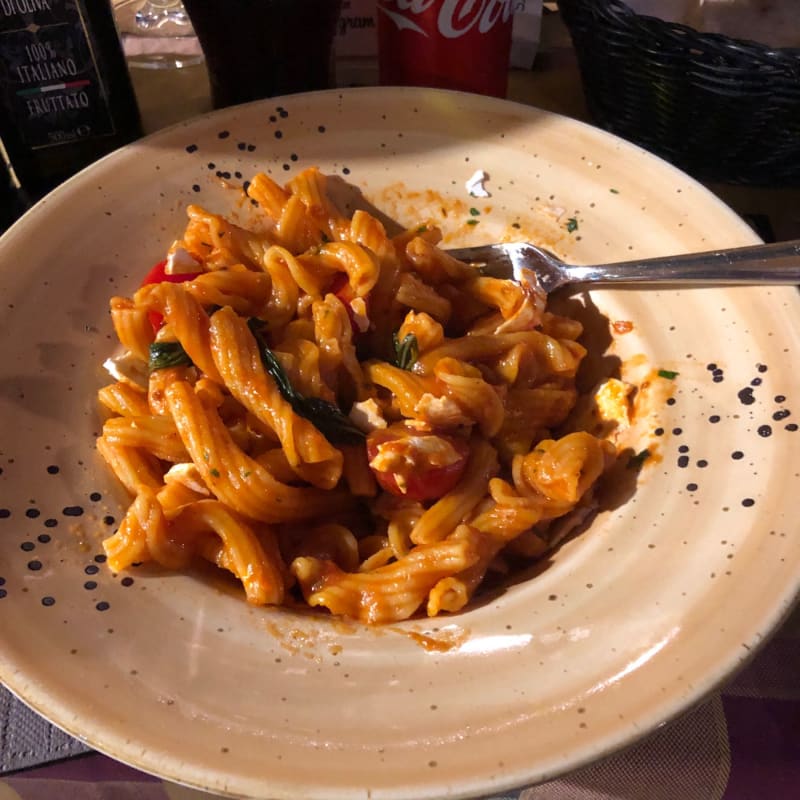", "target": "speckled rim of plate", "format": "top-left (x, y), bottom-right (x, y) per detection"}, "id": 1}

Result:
top-left (0, 87), bottom-right (798, 800)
